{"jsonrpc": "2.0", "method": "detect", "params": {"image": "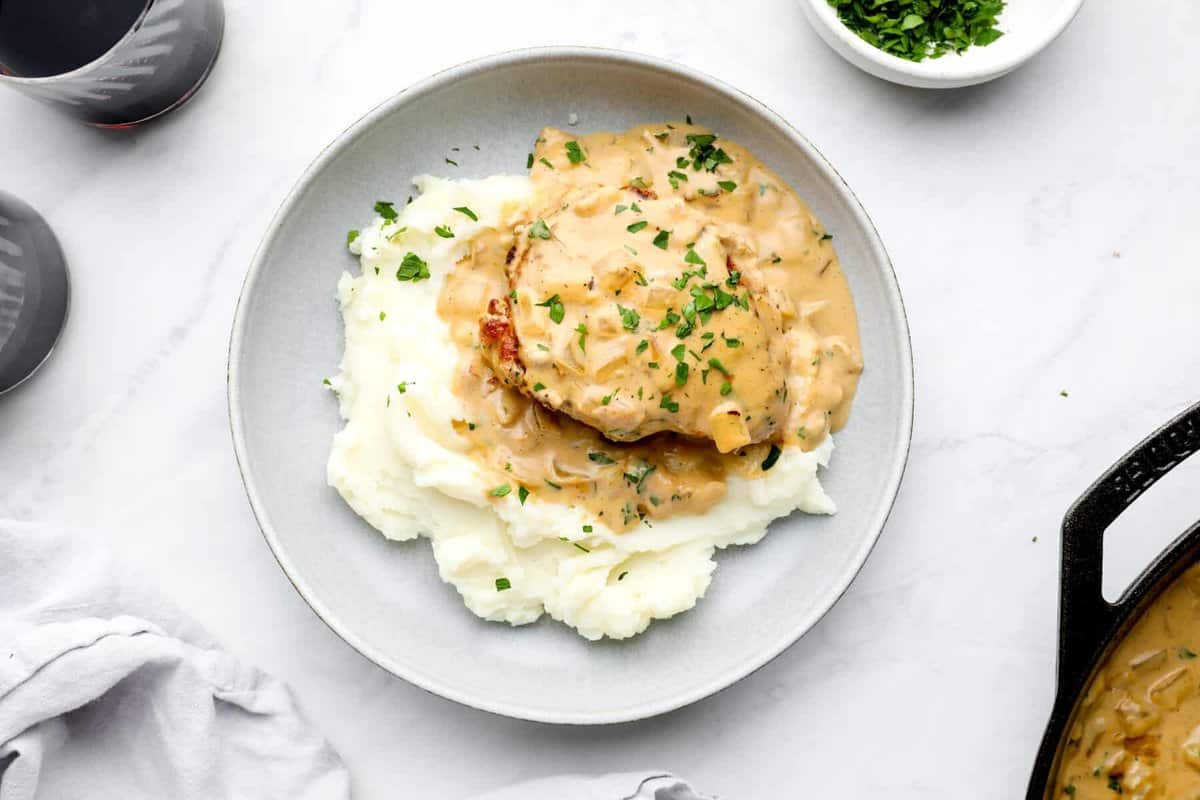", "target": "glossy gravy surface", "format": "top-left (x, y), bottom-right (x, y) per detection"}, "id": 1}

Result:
top-left (437, 123), bottom-right (862, 530)
top-left (1053, 563), bottom-right (1200, 799)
